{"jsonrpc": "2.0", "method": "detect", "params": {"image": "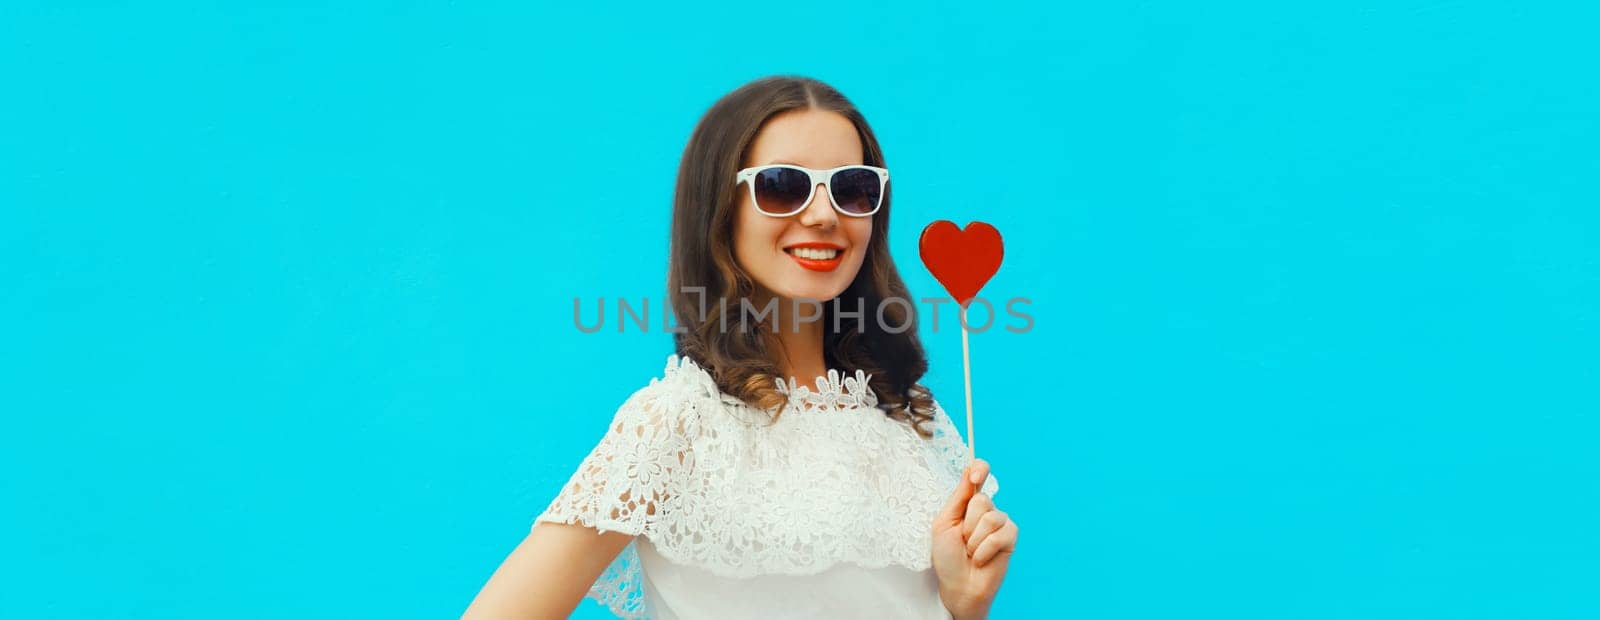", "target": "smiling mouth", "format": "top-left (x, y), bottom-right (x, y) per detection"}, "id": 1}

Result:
top-left (783, 246), bottom-right (845, 272)
top-left (783, 247), bottom-right (842, 260)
